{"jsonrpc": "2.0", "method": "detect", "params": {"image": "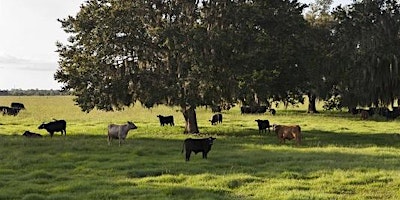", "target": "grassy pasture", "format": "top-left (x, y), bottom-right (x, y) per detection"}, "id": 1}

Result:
top-left (0, 96), bottom-right (400, 199)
